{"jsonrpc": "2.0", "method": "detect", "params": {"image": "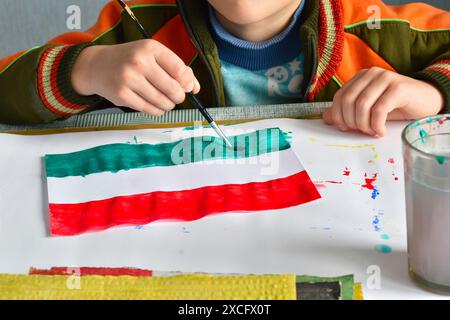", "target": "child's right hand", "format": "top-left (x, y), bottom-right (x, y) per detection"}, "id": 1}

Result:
top-left (71, 40), bottom-right (201, 116)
